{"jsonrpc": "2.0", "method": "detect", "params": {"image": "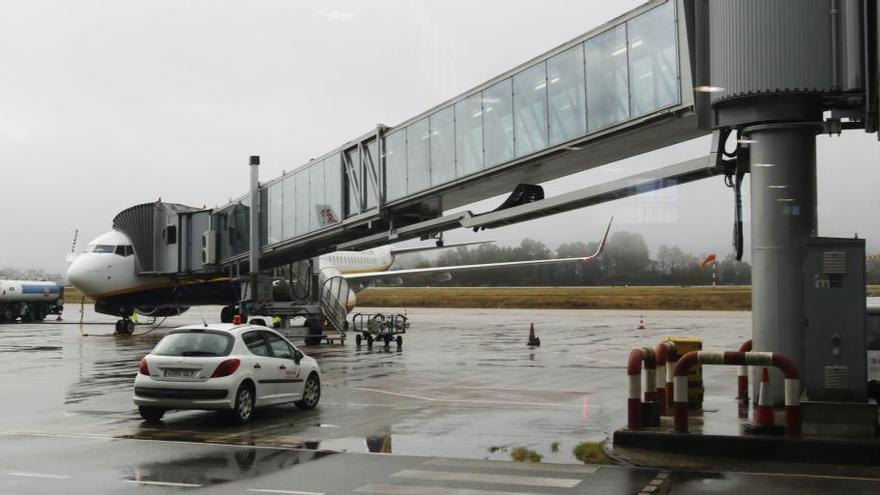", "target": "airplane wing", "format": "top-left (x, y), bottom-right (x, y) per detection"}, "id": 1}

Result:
top-left (344, 218), bottom-right (612, 282)
top-left (390, 240), bottom-right (495, 256)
